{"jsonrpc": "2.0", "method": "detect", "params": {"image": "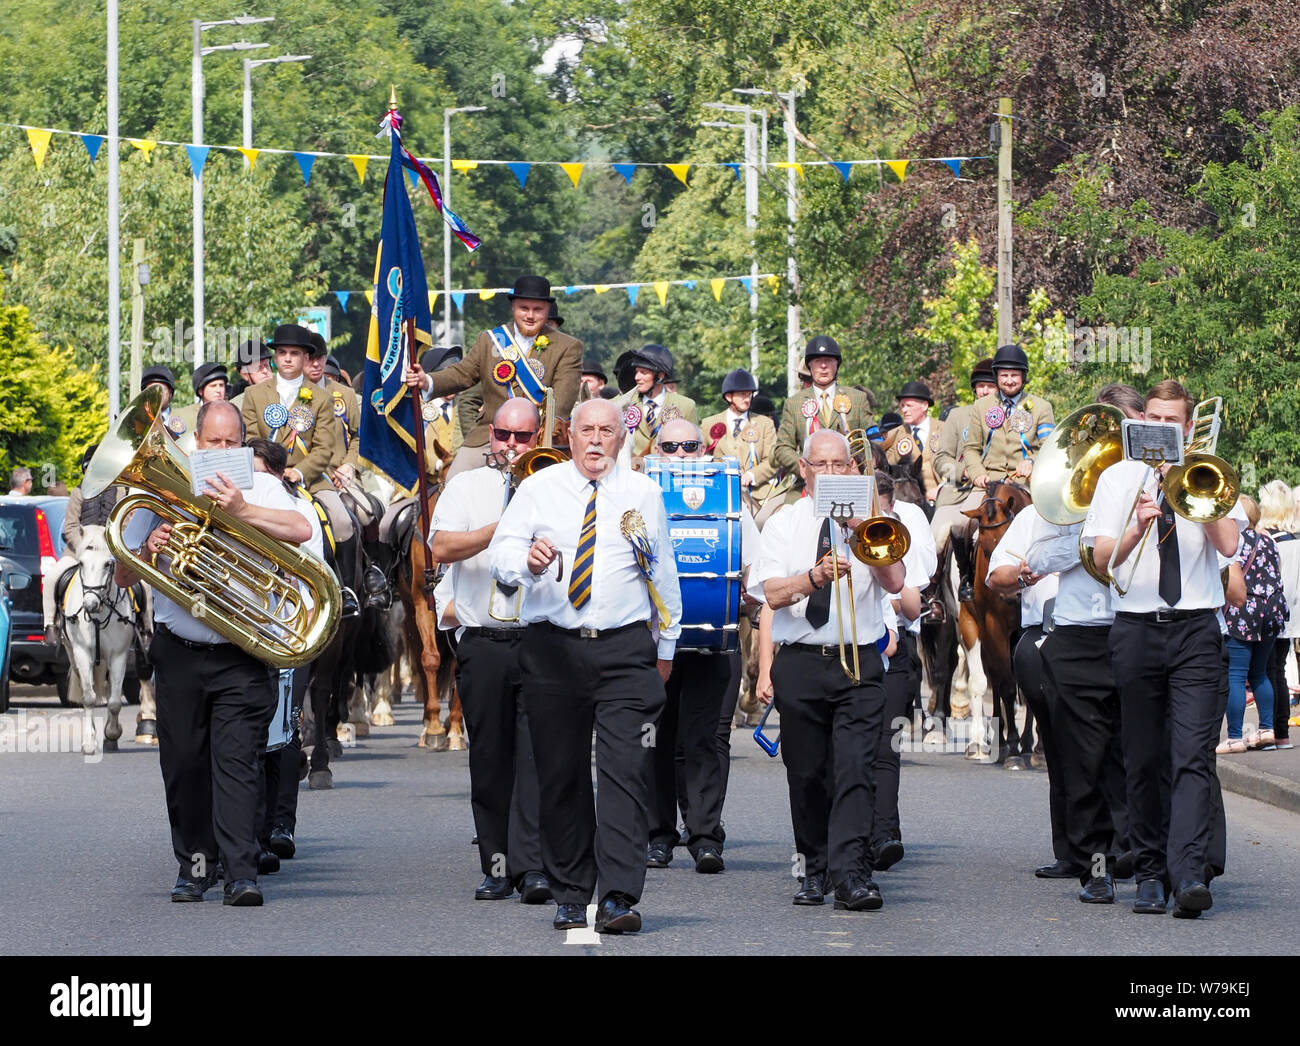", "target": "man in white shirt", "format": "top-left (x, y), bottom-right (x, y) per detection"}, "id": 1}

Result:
top-left (1082, 379), bottom-right (1246, 918)
top-left (751, 429), bottom-right (905, 911)
top-left (489, 398), bottom-right (681, 934)
top-left (114, 401), bottom-right (312, 907)
top-left (430, 399), bottom-right (548, 905)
